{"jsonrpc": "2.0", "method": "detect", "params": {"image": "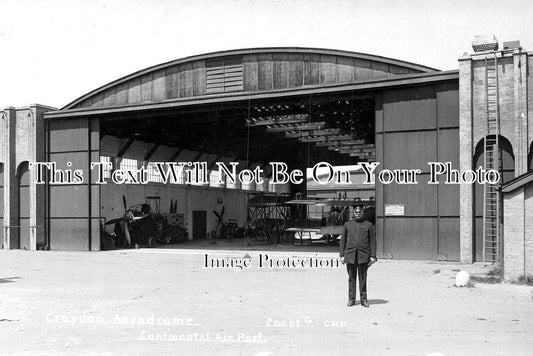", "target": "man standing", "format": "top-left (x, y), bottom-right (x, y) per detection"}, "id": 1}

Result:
top-left (340, 202), bottom-right (376, 307)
